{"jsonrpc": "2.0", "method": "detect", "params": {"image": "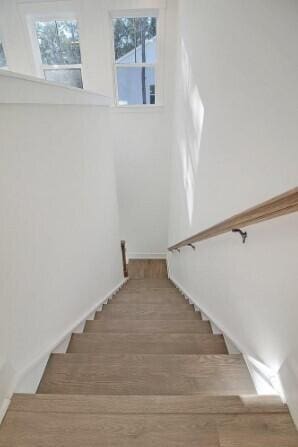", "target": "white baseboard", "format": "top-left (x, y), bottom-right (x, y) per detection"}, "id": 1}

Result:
top-left (0, 398), bottom-right (10, 424)
top-left (0, 277), bottom-right (127, 424)
top-left (128, 253), bottom-right (166, 260)
top-left (169, 275), bottom-right (279, 398)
